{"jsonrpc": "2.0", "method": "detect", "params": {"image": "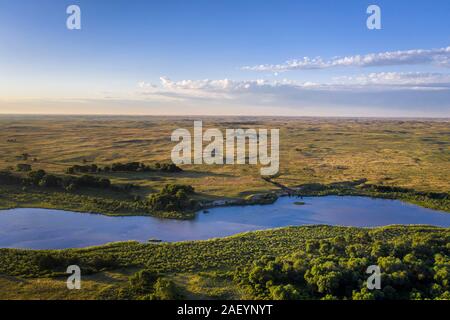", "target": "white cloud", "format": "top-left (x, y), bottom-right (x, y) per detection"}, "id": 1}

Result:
top-left (138, 73), bottom-right (450, 100)
top-left (242, 46), bottom-right (450, 72)
top-left (133, 73), bottom-right (450, 117)
top-left (138, 77), bottom-right (317, 99)
top-left (332, 72), bottom-right (450, 90)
